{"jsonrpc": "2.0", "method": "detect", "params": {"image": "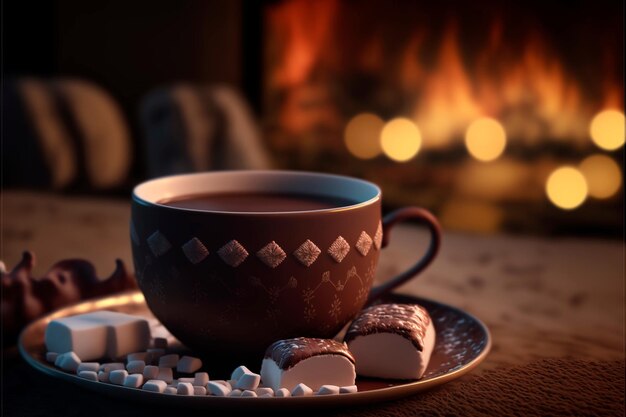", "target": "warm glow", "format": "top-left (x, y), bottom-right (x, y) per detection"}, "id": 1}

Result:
top-left (344, 113), bottom-right (384, 159)
top-left (440, 199), bottom-right (503, 233)
top-left (456, 159), bottom-right (533, 200)
top-left (380, 118), bottom-right (421, 162)
top-left (465, 118), bottom-right (507, 161)
top-left (546, 167), bottom-right (588, 210)
top-left (590, 110), bottom-right (626, 150)
top-left (415, 25), bottom-right (482, 147)
top-left (579, 154), bottom-right (622, 199)
top-left (268, 3), bottom-right (624, 146)
top-left (268, 0), bottom-right (337, 86)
